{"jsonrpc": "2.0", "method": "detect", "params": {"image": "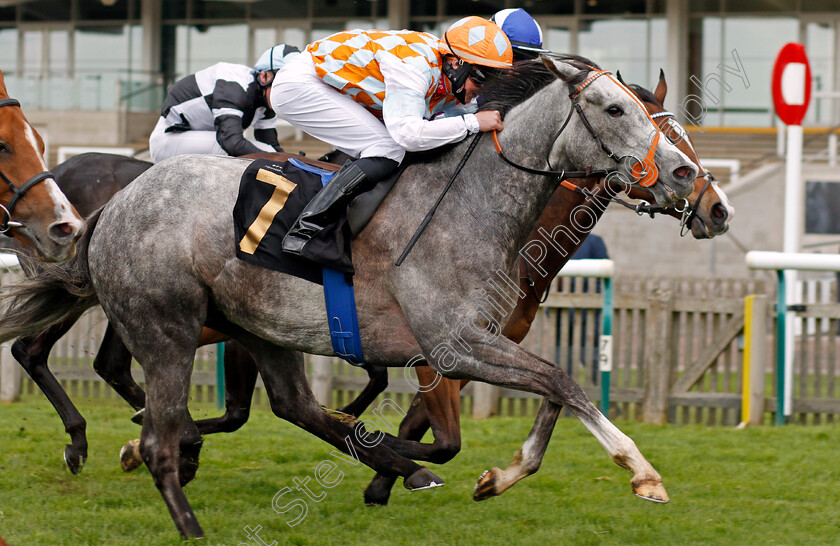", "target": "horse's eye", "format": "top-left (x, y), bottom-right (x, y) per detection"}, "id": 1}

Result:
top-left (606, 105), bottom-right (624, 117)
